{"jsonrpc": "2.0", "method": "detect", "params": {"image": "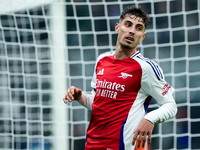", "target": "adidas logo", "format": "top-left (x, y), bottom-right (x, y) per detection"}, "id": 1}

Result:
top-left (118, 72), bottom-right (132, 79)
top-left (97, 68), bottom-right (104, 75)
